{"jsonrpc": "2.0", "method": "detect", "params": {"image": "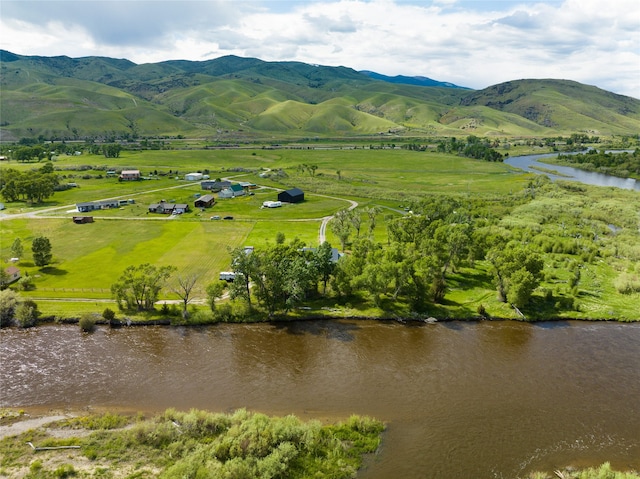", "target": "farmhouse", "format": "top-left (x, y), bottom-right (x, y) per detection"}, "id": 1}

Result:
top-left (278, 188), bottom-right (304, 203)
top-left (173, 204), bottom-right (189, 214)
top-left (149, 202), bottom-right (190, 214)
top-left (201, 180), bottom-right (231, 191)
top-left (185, 172), bottom-right (203, 181)
top-left (73, 216), bottom-right (94, 224)
top-left (218, 184), bottom-right (246, 199)
top-left (76, 199), bottom-right (120, 212)
top-left (195, 194), bottom-right (215, 208)
top-left (119, 170), bottom-right (141, 181)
